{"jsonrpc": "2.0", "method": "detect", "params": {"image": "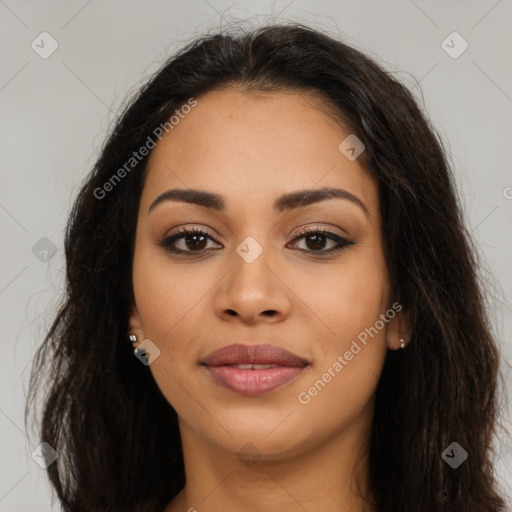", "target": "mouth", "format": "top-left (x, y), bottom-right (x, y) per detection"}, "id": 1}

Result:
top-left (201, 344), bottom-right (309, 397)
